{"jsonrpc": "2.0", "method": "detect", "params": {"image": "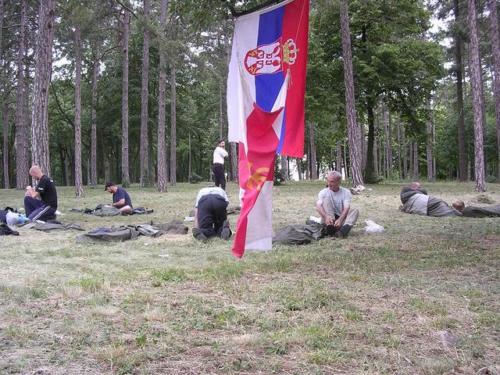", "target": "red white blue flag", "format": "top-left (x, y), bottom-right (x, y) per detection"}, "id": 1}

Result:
top-left (227, 0), bottom-right (309, 258)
